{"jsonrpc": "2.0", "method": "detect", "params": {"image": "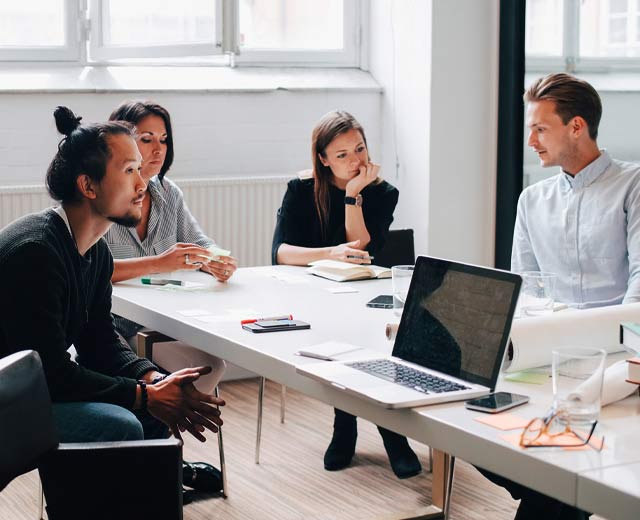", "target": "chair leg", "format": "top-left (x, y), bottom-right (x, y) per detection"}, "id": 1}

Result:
top-left (214, 386), bottom-right (228, 498)
top-left (280, 384), bottom-right (286, 424)
top-left (255, 377), bottom-right (265, 464)
top-left (38, 478), bottom-right (44, 520)
top-left (428, 446), bottom-right (433, 473)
